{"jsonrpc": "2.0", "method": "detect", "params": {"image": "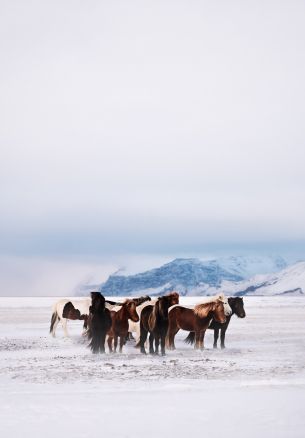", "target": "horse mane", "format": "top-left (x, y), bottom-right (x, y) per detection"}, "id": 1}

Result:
top-left (90, 292), bottom-right (106, 314)
top-left (194, 302), bottom-right (214, 318)
top-left (193, 294), bottom-right (224, 318)
top-left (148, 297), bottom-right (165, 327)
top-left (166, 291), bottom-right (179, 301)
top-left (156, 293), bottom-right (178, 319)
